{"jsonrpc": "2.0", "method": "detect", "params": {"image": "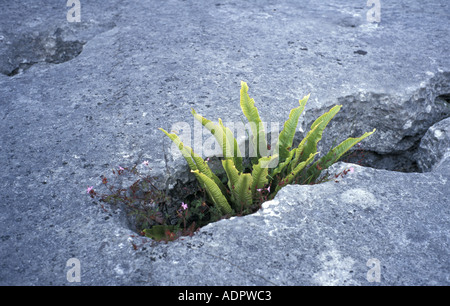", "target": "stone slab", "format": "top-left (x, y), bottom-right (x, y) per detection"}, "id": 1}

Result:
top-left (0, 0), bottom-right (449, 285)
